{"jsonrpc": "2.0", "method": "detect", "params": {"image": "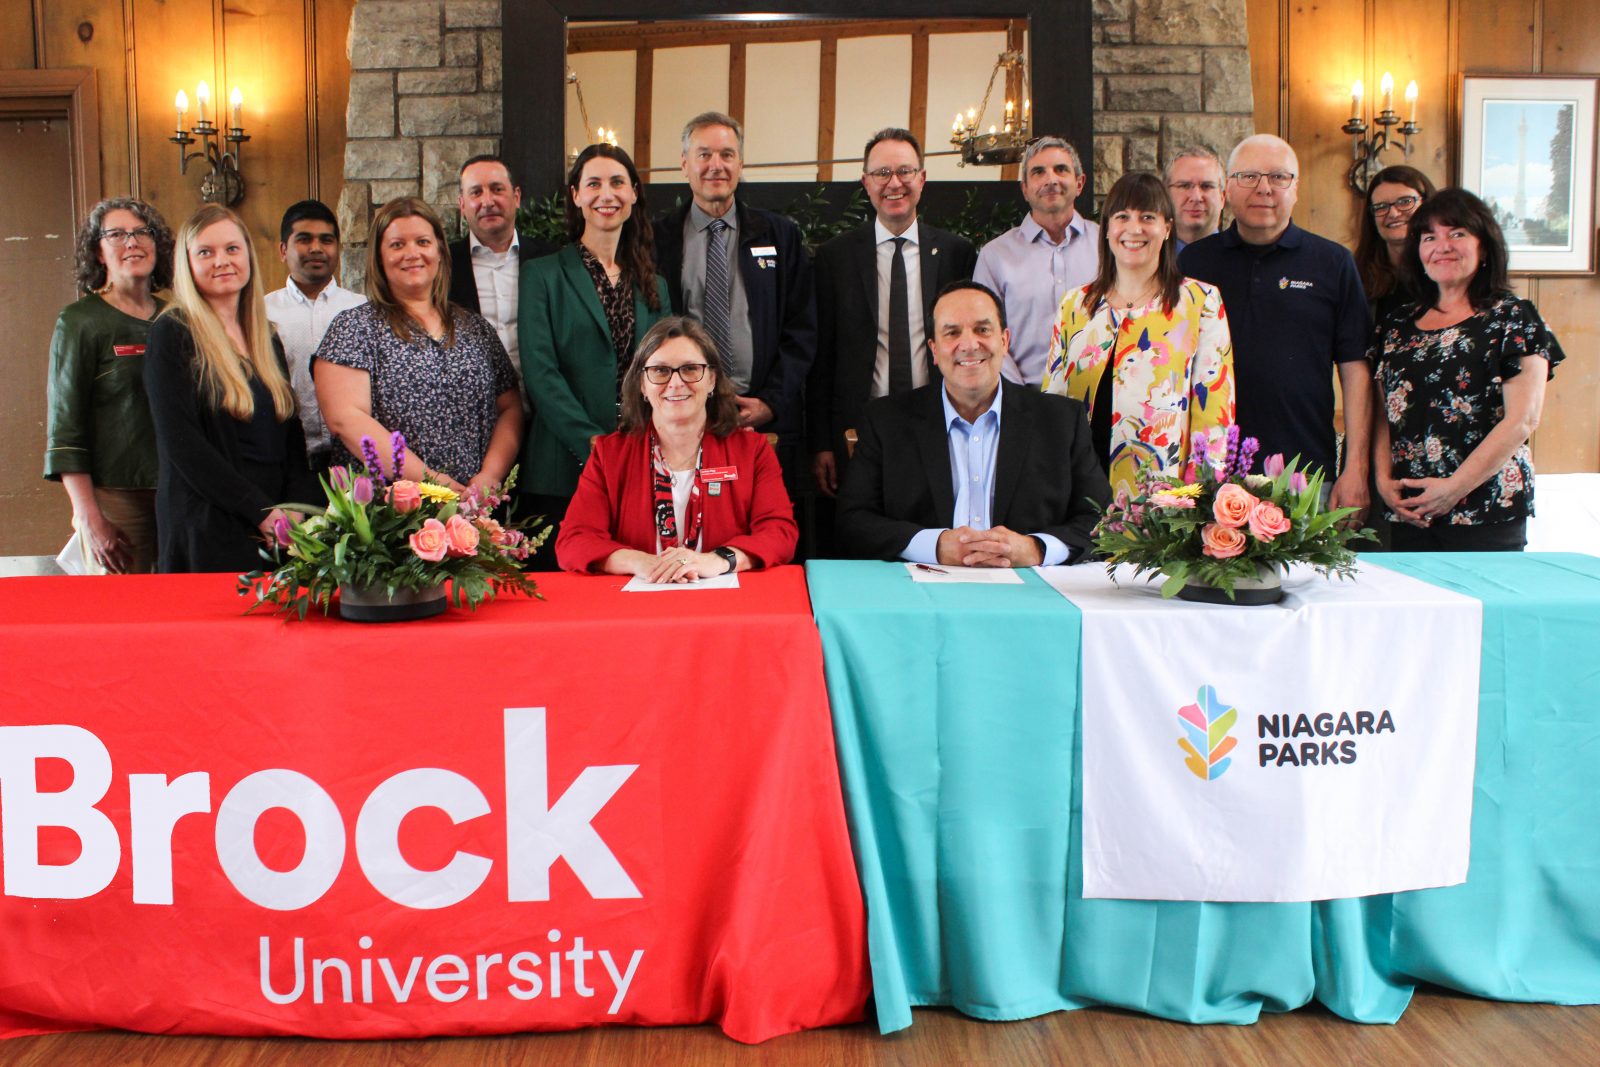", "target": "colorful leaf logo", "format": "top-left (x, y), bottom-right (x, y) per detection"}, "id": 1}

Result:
top-left (1177, 685), bottom-right (1238, 781)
